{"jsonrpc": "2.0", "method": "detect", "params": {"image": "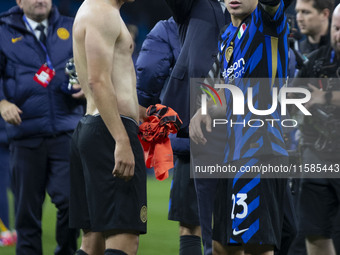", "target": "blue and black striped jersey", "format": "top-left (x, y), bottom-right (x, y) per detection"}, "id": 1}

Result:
top-left (219, 0), bottom-right (289, 163)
